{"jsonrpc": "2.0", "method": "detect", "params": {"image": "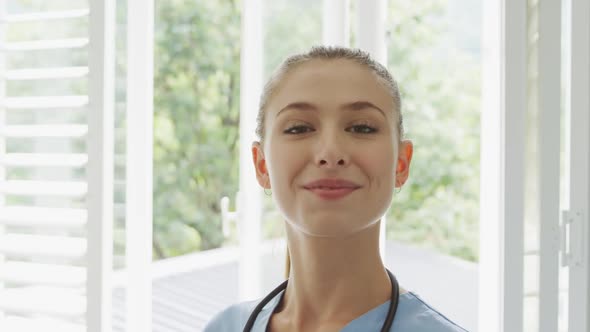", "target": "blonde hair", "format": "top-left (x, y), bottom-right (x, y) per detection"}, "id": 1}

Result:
top-left (256, 46), bottom-right (405, 279)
